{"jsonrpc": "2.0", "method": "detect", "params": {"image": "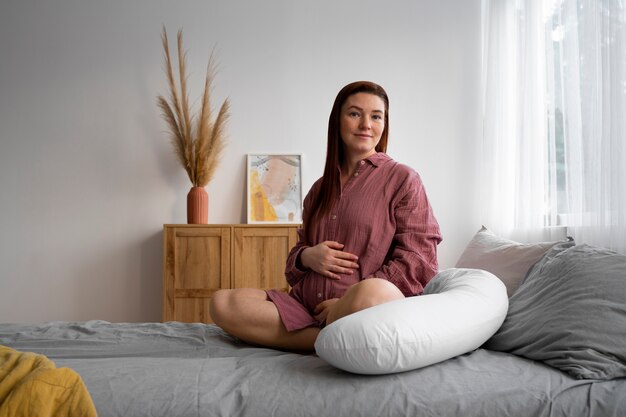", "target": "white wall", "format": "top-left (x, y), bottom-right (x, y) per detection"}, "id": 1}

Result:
top-left (0, 0), bottom-right (482, 323)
